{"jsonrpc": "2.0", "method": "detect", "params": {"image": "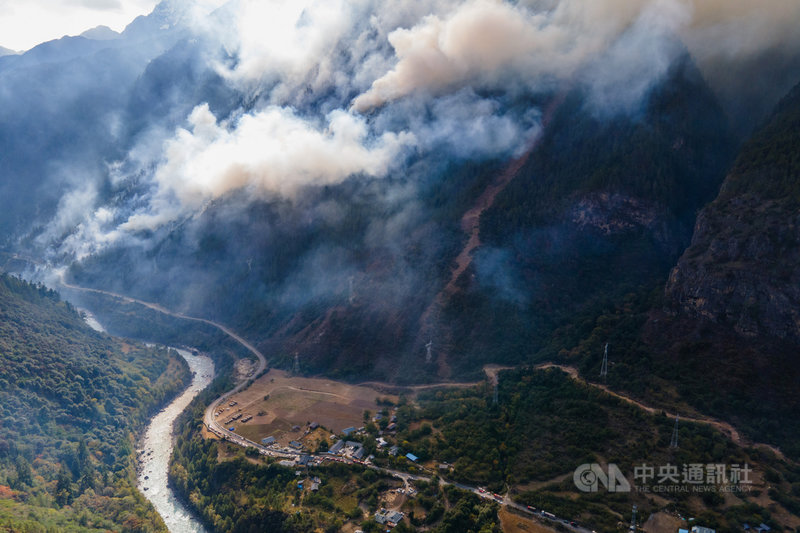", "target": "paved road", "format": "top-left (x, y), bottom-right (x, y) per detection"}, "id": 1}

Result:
top-left (58, 278), bottom-right (596, 532)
